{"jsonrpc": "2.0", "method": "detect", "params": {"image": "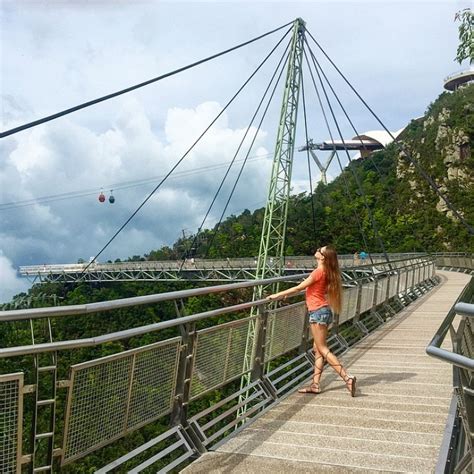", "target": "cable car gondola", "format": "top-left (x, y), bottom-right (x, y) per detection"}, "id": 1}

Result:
top-left (109, 190), bottom-right (115, 204)
top-left (98, 191), bottom-right (105, 203)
